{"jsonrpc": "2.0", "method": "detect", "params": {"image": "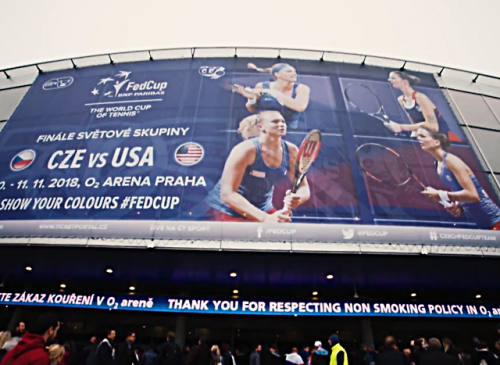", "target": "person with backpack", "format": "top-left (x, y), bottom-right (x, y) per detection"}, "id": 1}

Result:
top-left (159, 333), bottom-right (181, 365)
